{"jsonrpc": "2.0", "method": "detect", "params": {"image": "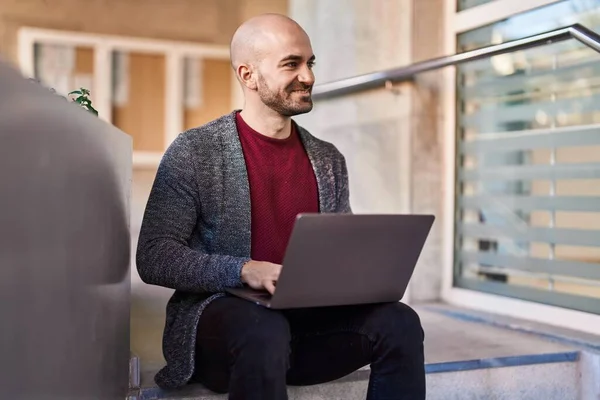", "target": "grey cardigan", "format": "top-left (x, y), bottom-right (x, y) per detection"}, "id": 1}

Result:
top-left (136, 111), bottom-right (351, 389)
